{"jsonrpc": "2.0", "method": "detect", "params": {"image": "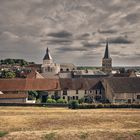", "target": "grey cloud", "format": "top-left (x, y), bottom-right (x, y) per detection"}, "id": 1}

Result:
top-left (57, 47), bottom-right (87, 52)
top-left (82, 41), bottom-right (102, 48)
top-left (109, 37), bottom-right (133, 44)
top-left (100, 36), bottom-right (133, 44)
top-left (76, 33), bottom-right (90, 40)
top-left (124, 13), bottom-right (140, 24)
top-left (41, 38), bottom-right (73, 45)
top-left (98, 29), bottom-right (117, 34)
top-left (47, 30), bottom-right (72, 38)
